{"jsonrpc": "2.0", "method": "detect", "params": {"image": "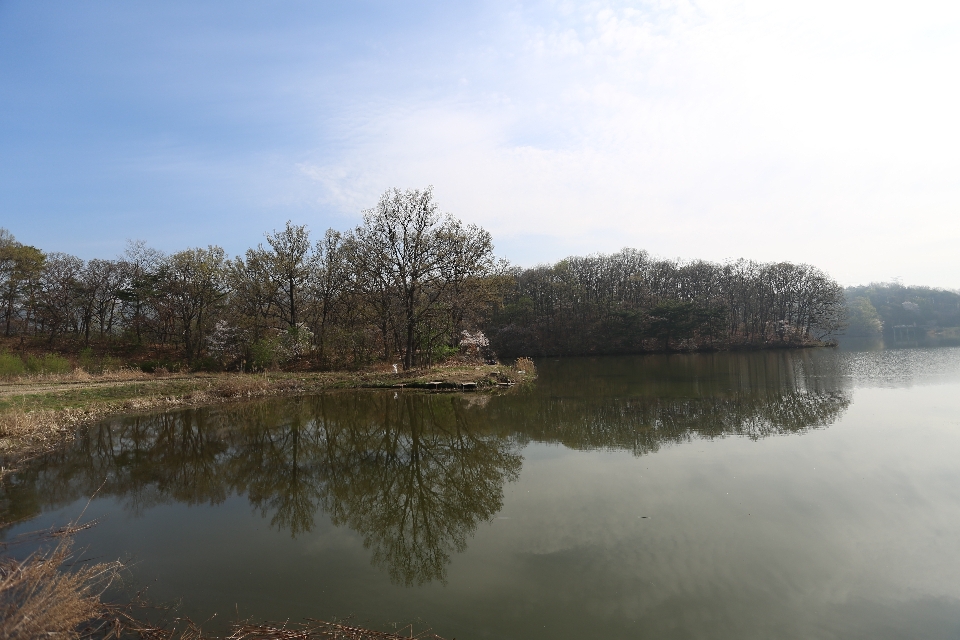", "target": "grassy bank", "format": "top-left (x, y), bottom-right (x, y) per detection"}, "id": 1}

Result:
top-left (0, 359), bottom-right (536, 472)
